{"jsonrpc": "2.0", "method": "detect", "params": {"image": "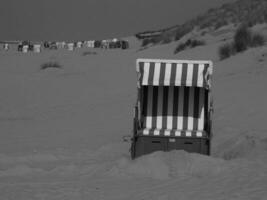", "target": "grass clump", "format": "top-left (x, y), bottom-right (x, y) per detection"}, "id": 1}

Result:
top-left (141, 37), bottom-right (162, 47)
top-left (174, 39), bottom-right (205, 54)
top-left (40, 62), bottom-right (62, 70)
top-left (251, 33), bottom-right (265, 47)
top-left (234, 25), bottom-right (252, 52)
top-left (218, 43), bottom-right (235, 60)
top-left (218, 25), bottom-right (265, 60)
top-left (82, 51), bottom-right (97, 56)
